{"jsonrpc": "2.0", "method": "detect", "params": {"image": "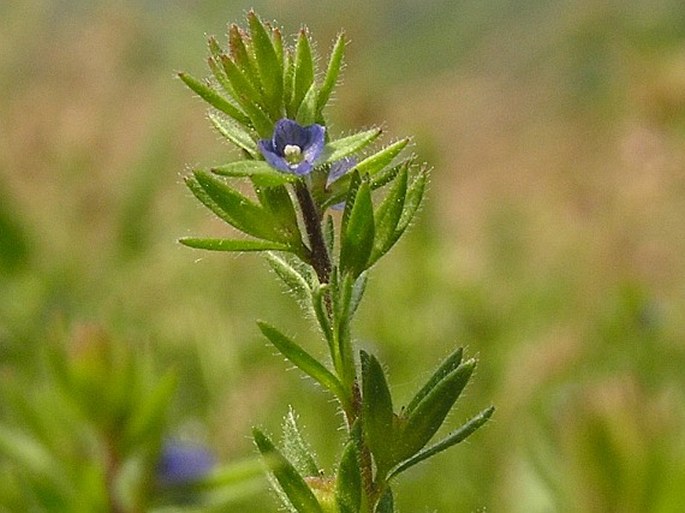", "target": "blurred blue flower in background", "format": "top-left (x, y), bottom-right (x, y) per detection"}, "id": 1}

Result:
top-left (157, 440), bottom-right (215, 486)
top-left (258, 118), bottom-right (325, 175)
